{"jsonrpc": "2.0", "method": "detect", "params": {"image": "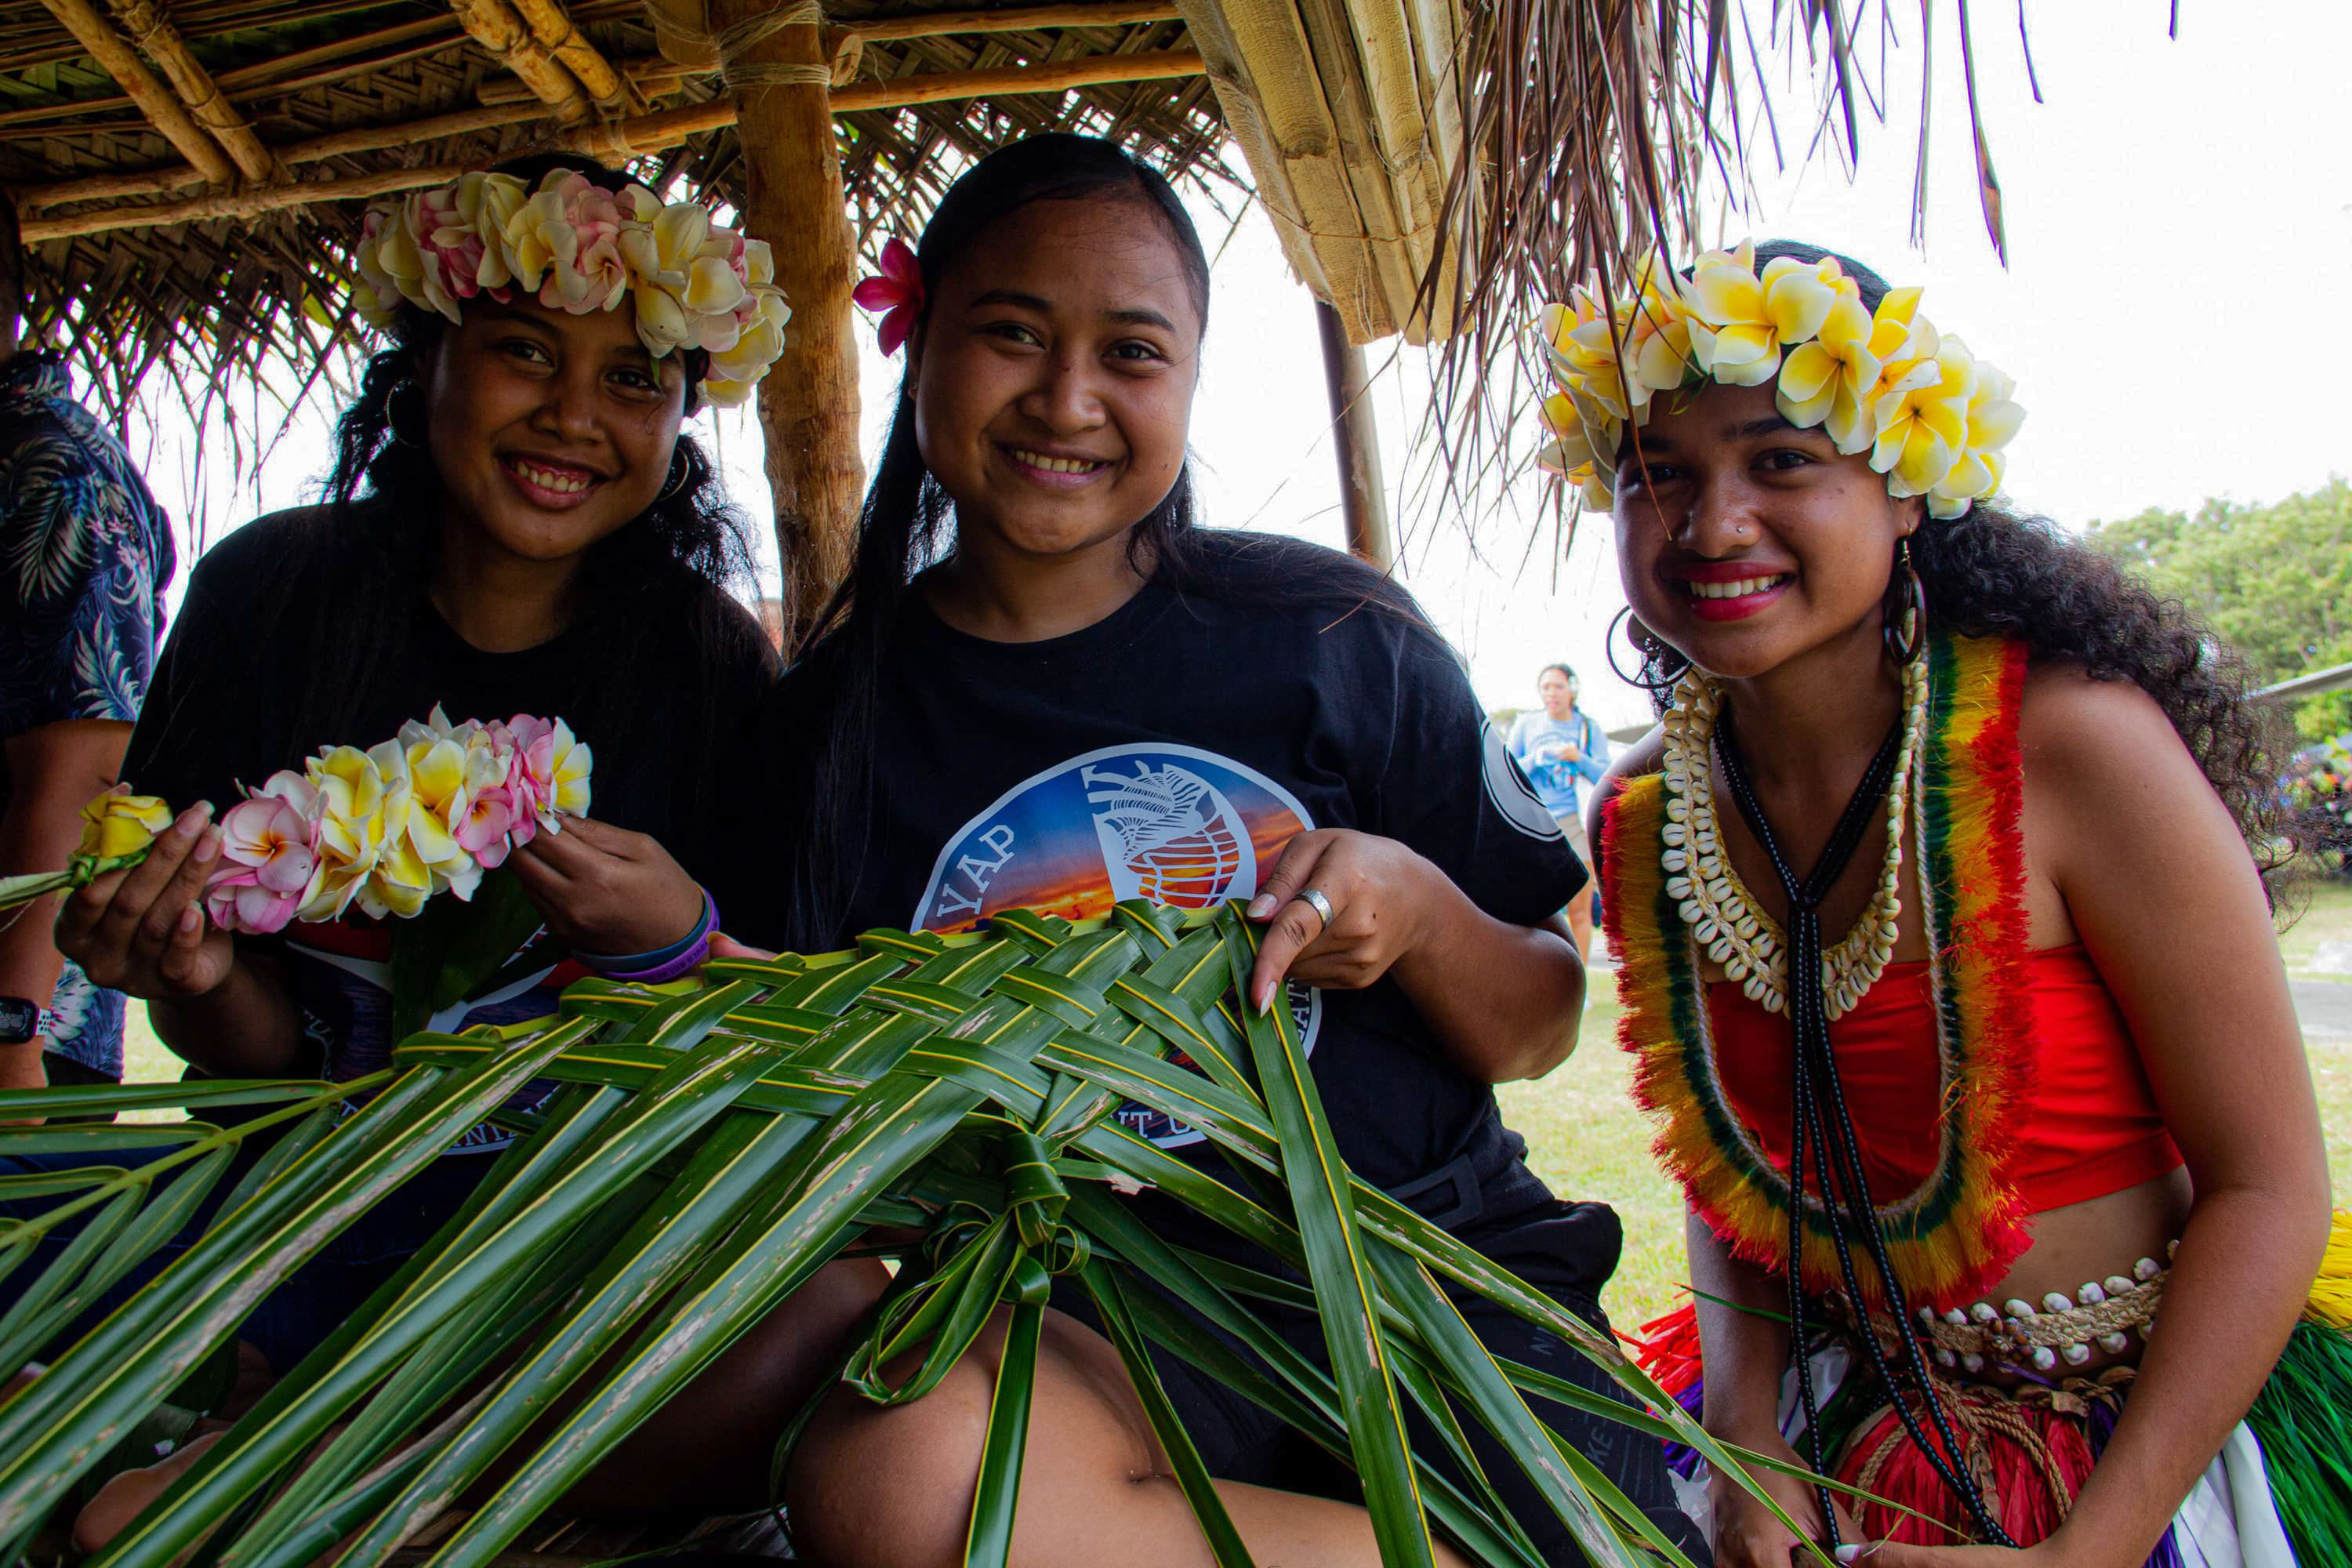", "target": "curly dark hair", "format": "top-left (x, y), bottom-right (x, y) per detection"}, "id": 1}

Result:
top-left (1626, 241), bottom-right (2303, 895)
